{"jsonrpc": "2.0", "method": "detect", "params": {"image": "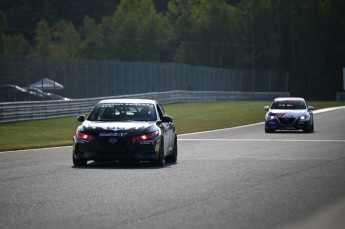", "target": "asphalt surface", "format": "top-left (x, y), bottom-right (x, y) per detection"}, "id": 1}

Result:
top-left (1, 107), bottom-right (345, 229)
